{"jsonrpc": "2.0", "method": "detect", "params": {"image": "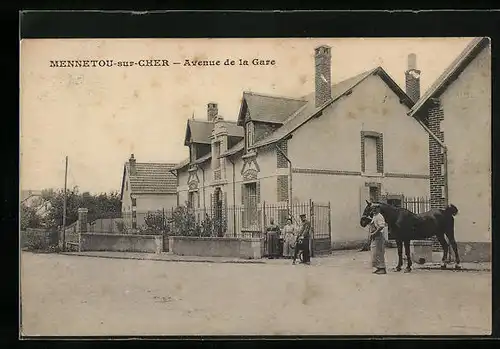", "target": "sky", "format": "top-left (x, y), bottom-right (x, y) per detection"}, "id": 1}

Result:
top-left (20, 37), bottom-right (473, 194)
